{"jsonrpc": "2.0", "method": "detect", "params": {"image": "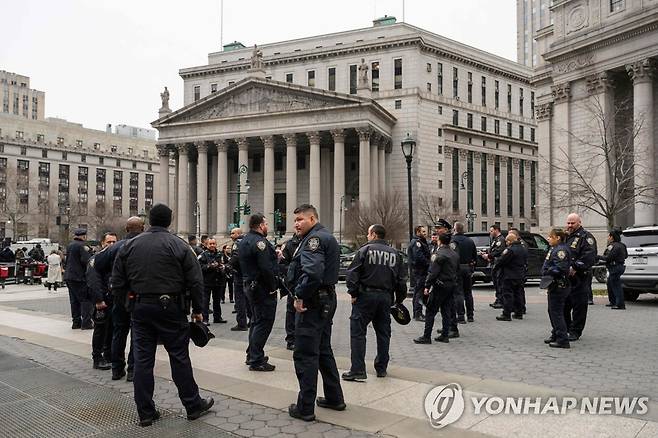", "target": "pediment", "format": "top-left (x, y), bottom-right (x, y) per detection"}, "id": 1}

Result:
top-left (158, 79), bottom-right (368, 125)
